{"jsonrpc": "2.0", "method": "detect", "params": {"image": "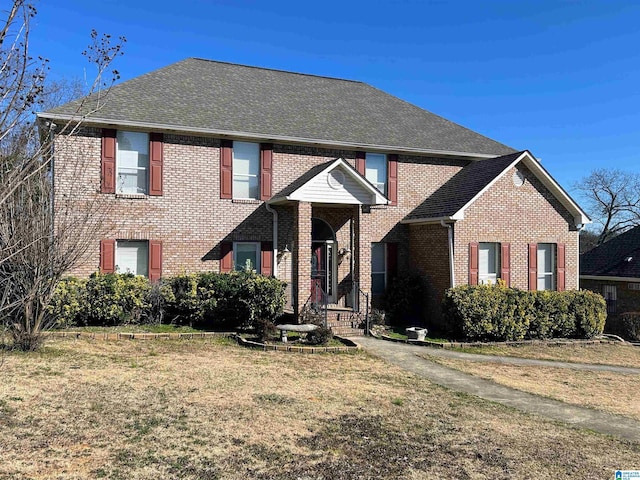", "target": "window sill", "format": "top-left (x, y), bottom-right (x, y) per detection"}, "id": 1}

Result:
top-left (116, 193), bottom-right (148, 200)
top-left (232, 198), bottom-right (261, 204)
